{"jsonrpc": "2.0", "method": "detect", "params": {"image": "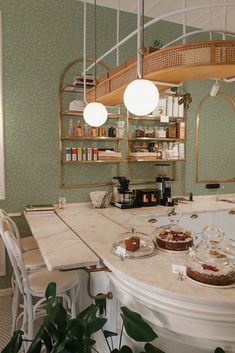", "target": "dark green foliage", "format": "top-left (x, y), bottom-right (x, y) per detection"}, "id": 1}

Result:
top-left (178, 93), bottom-right (192, 109)
top-left (120, 307), bottom-right (157, 342)
top-left (214, 348), bottom-right (225, 353)
top-left (1, 331), bottom-right (23, 353)
top-left (1, 284), bottom-right (226, 353)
